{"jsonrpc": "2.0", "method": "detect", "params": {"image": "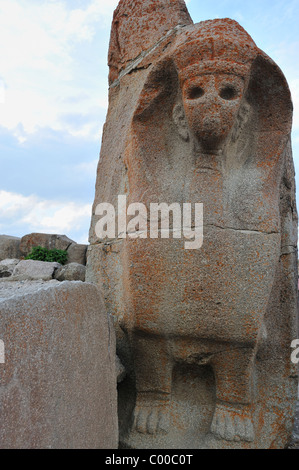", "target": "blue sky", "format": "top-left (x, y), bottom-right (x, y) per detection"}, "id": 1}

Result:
top-left (0, 0), bottom-right (298, 244)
